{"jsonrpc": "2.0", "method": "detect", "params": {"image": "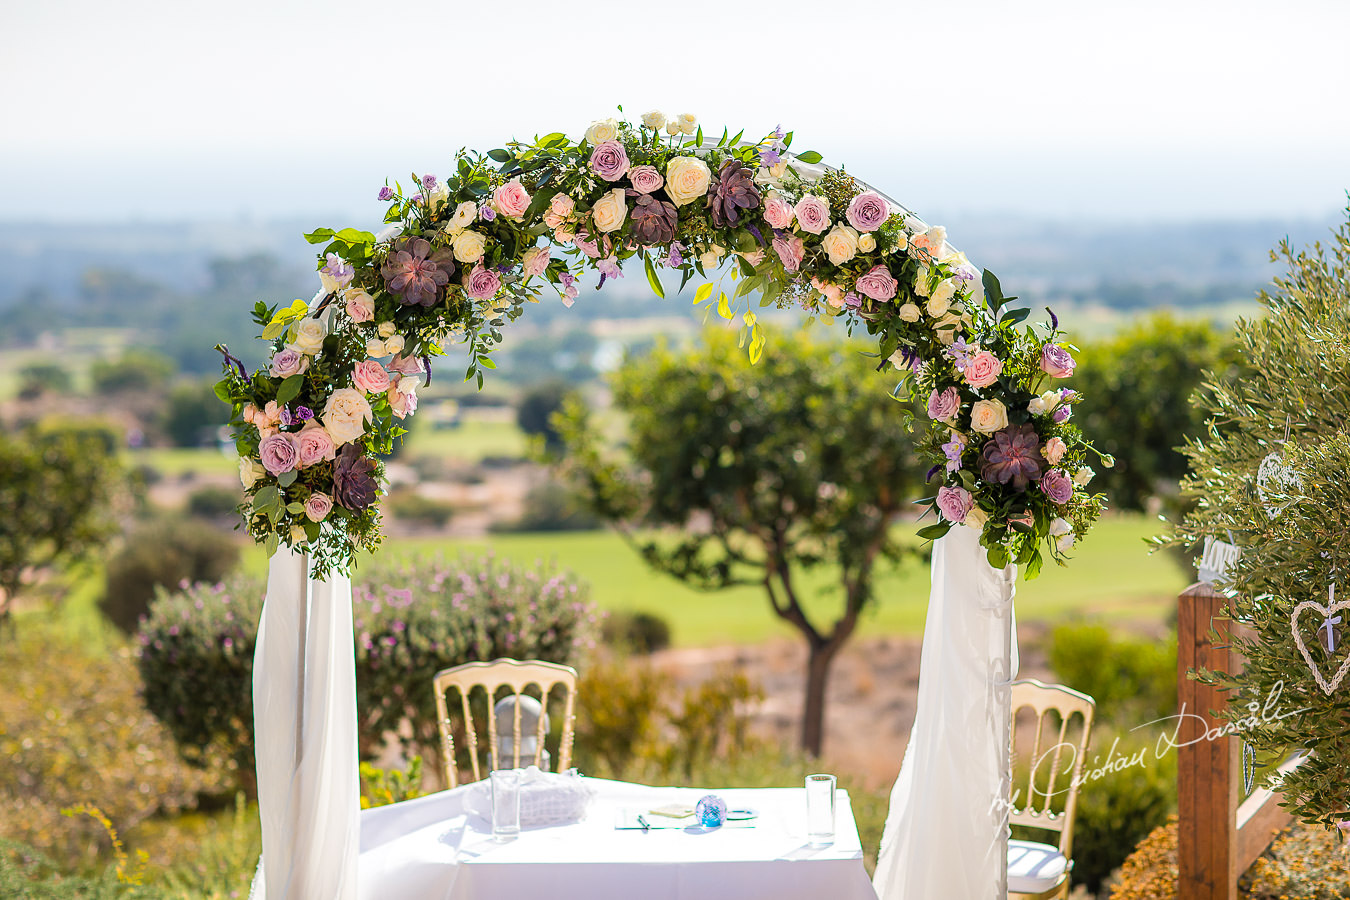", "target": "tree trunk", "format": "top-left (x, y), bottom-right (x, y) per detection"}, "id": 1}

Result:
top-left (801, 639), bottom-right (840, 757)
